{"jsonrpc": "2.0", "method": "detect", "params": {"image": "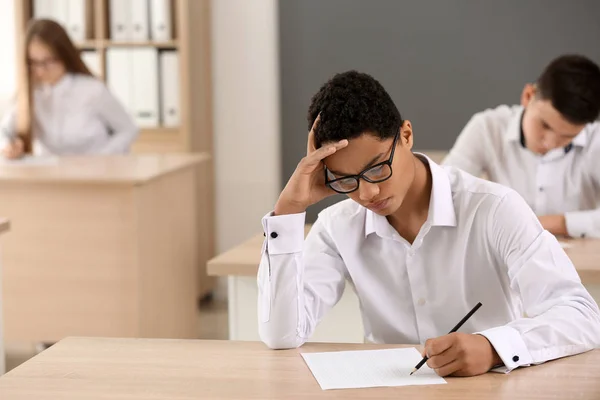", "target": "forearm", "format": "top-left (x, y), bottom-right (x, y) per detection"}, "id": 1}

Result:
top-left (97, 127), bottom-right (139, 154)
top-left (539, 215), bottom-right (568, 237)
top-left (258, 212), bottom-right (347, 349)
top-left (258, 212), bottom-right (310, 349)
